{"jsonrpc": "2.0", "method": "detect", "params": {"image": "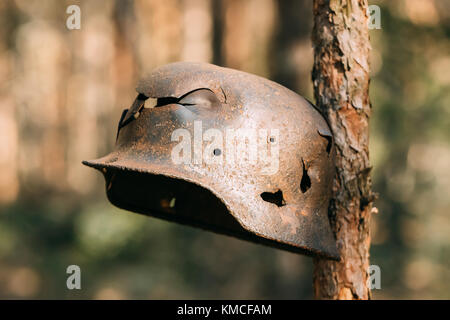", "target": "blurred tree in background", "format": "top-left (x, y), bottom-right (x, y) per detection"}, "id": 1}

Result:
top-left (0, 0), bottom-right (448, 299)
